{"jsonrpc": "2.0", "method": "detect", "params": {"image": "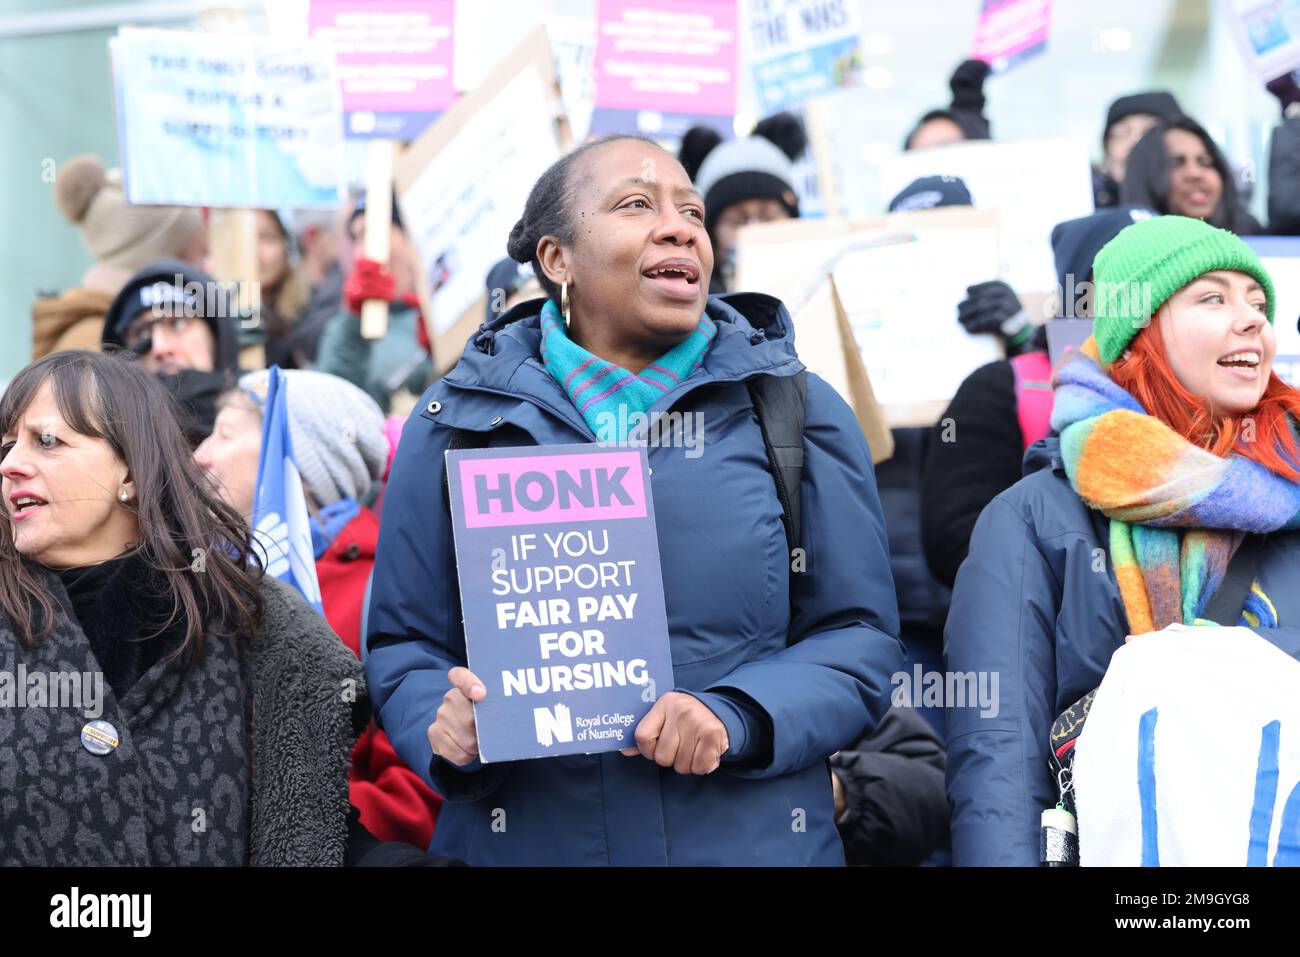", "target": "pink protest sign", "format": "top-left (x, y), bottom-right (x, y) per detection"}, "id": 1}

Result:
top-left (592, 0), bottom-right (738, 137)
top-left (971, 0), bottom-right (1052, 74)
top-left (458, 449), bottom-right (649, 529)
top-left (308, 0), bottom-right (456, 140)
